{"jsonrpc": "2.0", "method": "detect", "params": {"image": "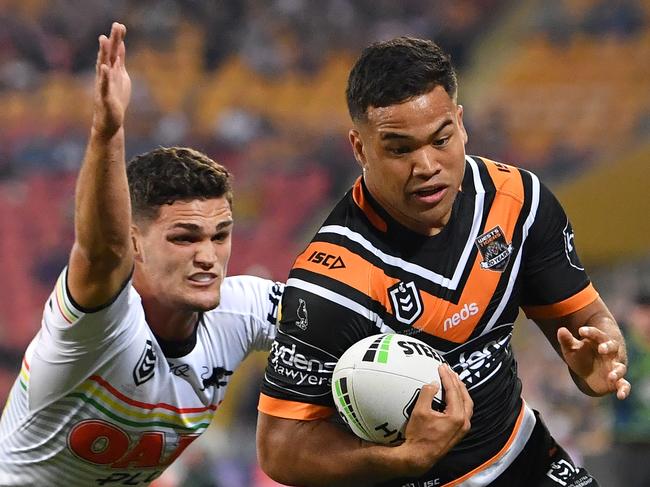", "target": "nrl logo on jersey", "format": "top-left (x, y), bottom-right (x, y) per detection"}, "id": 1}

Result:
top-left (475, 226), bottom-right (513, 272)
top-left (133, 340), bottom-right (156, 386)
top-left (388, 281), bottom-right (423, 325)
